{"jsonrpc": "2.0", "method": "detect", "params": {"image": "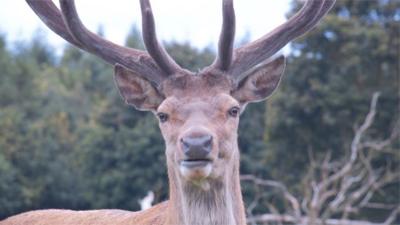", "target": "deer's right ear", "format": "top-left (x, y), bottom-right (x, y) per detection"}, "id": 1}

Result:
top-left (114, 64), bottom-right (164, 111)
